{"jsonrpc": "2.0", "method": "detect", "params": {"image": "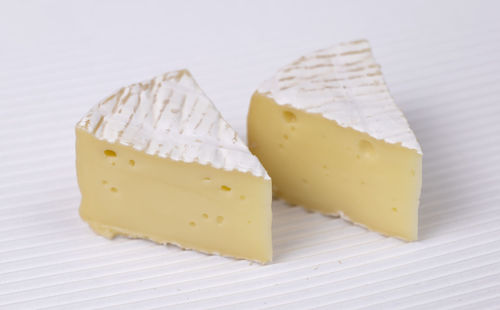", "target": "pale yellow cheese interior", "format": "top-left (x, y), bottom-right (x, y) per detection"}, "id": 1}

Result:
top-left (76, 129), bottom-right (272, 263)
top-left (248, 92), bottom-right (422, 241)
